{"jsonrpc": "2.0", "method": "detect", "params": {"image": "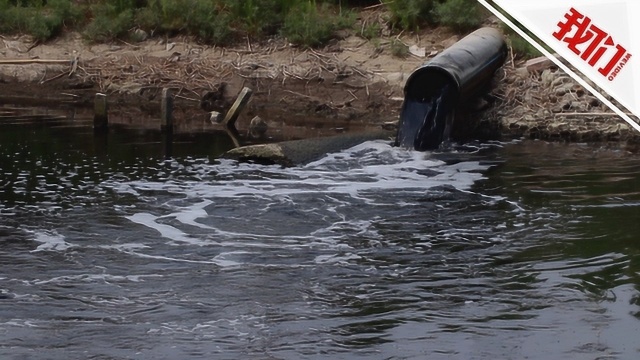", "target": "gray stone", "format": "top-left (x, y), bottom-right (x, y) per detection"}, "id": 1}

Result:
top-left (541, 69), bottom-right (555, 87)
top-left (224, 130), bottom-right (393, 166)
top-left (248, 116), bottom-right (268, 138)
top-left (209, 111), bottom-right (223, 124)
top-left (559, 83), bottom-right (574, 95)
top-left (571, 101), bottom-right (588, 112)
top-left (524, 56), bottom-right (553, 73)
top-left (515, 67), bottom-right (529, 79)
top-left (131, 29), bottom-right (148, 42)
top-left (535, 109), bottom-right (550, 119)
